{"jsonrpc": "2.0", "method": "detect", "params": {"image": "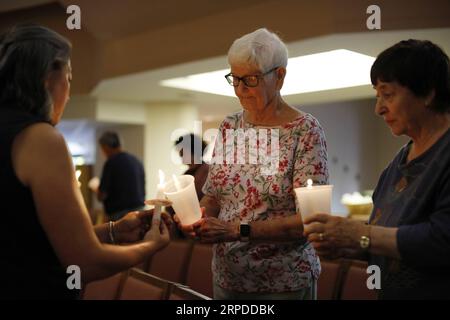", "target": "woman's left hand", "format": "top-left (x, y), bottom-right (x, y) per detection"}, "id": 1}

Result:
top-left (303, 213), bottom-right (367, 254)
top-left (114, 210), bottom-right (172, 243)
top-left (194, 217), bottom-right (239, 244)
